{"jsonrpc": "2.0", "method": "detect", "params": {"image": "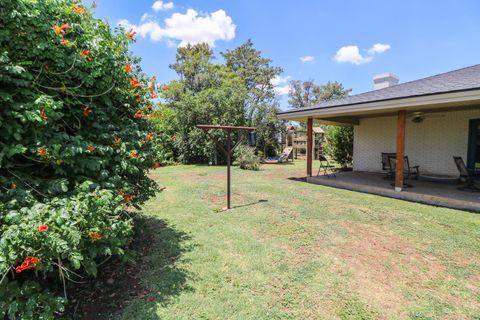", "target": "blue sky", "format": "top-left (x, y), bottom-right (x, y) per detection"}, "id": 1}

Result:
top-left (94, 0), bottom-right (480, 109)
